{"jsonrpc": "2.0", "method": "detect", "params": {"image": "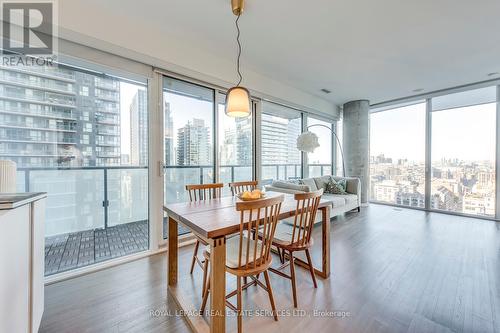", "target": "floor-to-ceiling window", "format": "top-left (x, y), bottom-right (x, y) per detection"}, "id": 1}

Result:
top-left (162, 77), bottom-right (215, 237)
top-left (260, 102), bottom-right (302, 183)
top-left (218, 93), bottom-right (254, 195)
top-left (307, 117), bottom-right (332, 177)
top-left (0, 62), bottom-right (149, 275)
top-left (431, 87), bottom-right (496, 217)
top-left (370, 102), bottom-right (426, 207)
top-left (370, 84), bottom-right (499, 219)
